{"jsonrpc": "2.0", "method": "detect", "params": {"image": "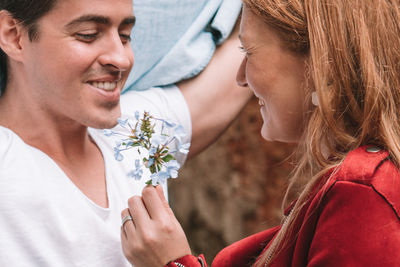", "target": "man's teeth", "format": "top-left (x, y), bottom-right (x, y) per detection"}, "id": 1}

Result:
top-left (90, 81), bottom-right (117, 91)
top-left (258, 98), bottom-right (265, 106)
